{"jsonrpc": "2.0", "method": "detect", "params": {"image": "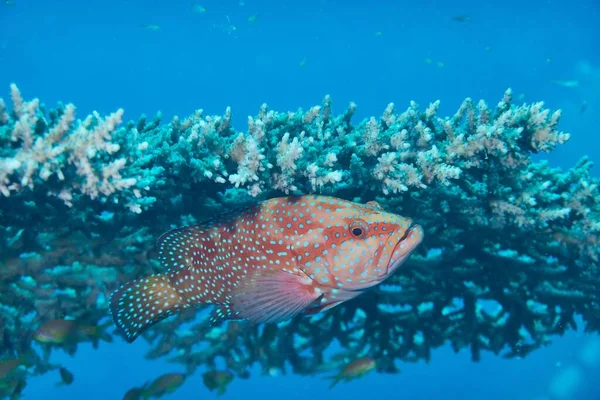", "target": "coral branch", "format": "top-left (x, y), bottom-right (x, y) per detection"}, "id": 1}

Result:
top-left (0, 84), bottom-right (597, 385)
